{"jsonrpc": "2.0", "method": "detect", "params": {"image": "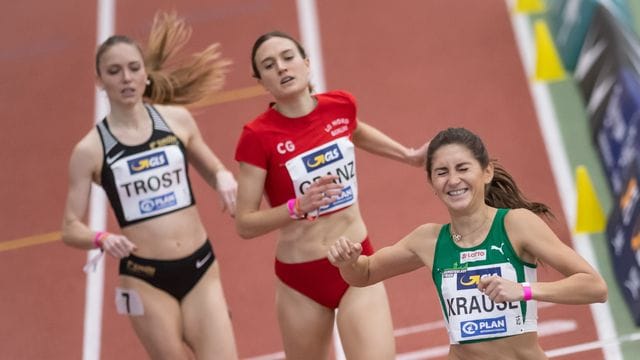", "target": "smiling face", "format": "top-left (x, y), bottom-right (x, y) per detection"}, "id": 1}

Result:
top-left (96, 42), bottom-right (148, 106)
top-left (429, 144), bottom-right (494, 212)
top-left (253, 36), bottom-right (311, 100)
